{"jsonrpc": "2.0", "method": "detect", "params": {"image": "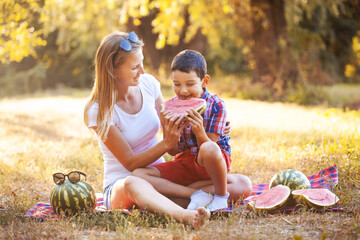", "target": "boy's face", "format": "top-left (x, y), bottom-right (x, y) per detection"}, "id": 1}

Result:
top-left (171, 70), bottom-right (209, 100)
